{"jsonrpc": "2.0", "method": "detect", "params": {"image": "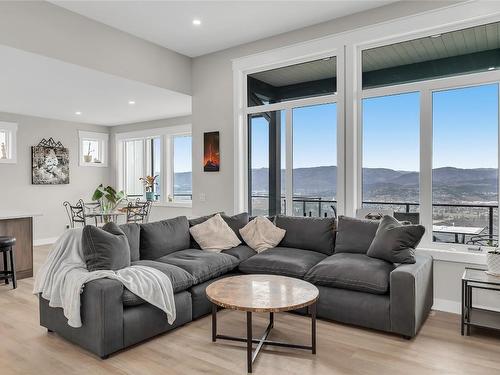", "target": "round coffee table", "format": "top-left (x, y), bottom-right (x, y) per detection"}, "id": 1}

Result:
top-left (206, 274), bottom-right (319, 373)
